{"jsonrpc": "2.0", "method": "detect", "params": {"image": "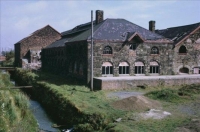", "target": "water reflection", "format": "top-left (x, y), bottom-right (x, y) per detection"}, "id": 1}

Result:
top-left (29, 100), bottom-right (58, 132)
